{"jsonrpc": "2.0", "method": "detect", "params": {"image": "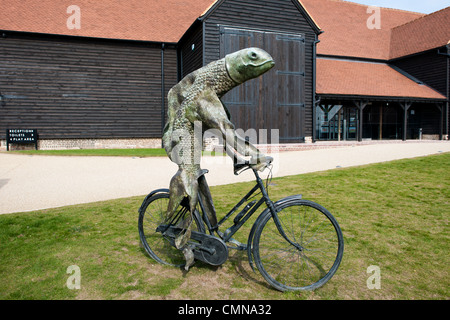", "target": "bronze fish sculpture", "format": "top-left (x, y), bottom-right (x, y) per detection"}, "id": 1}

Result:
top-left (162, 48), bottom-right (275, 269)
